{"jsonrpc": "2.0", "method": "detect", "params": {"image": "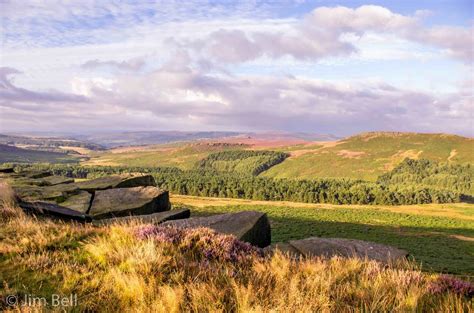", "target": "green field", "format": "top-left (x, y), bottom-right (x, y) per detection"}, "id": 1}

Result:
top-left (172, 195), bottom-right (474, 276)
